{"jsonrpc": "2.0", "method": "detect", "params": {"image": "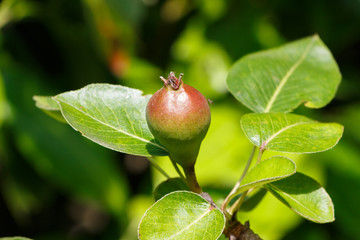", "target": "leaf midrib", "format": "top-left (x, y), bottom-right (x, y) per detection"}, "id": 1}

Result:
top-left (267, 184), bottom-right (320, 219)
top-left (168, 207), bottom-right (212, 239)
top-left (261, 121), bottom-right (313, 149)
top-left (264, 36), bottom-right (317, 112)
top-left (57, 99), bottom-right (167, 151)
